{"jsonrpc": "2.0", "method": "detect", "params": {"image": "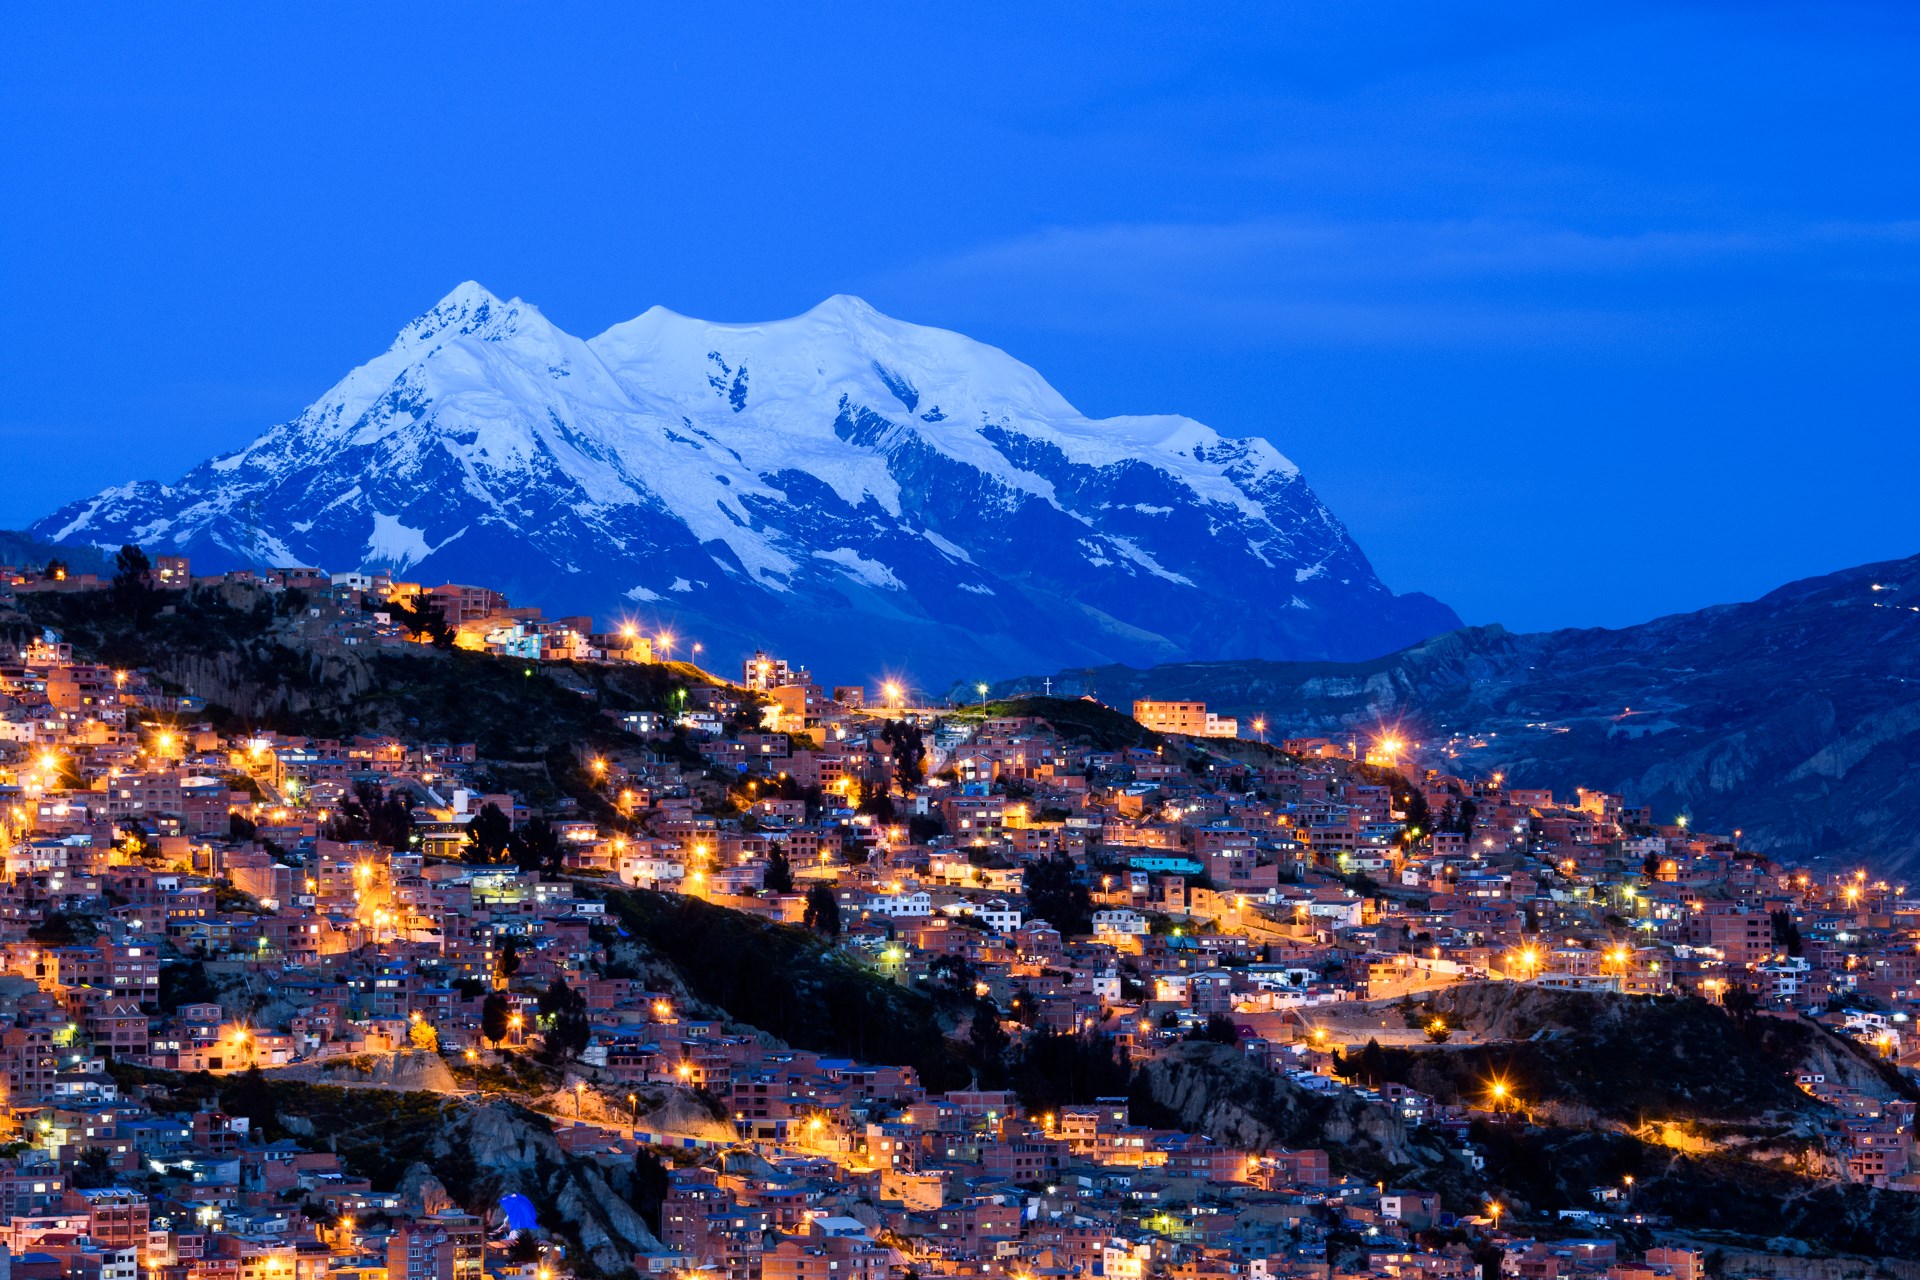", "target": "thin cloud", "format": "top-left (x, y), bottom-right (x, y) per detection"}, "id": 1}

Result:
top-left (877, 216), bottom-right (1920, 350)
